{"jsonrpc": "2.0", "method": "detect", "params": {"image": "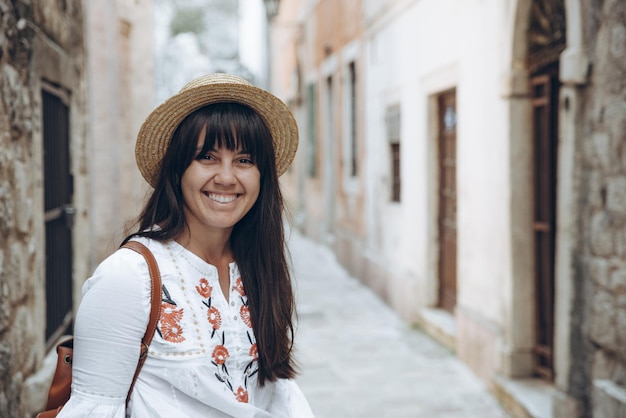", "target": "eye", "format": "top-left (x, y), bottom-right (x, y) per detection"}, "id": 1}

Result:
top-left (236, 153), bottom-right (255, 165)
top-left (197, 153), bottom-right (215, 161)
